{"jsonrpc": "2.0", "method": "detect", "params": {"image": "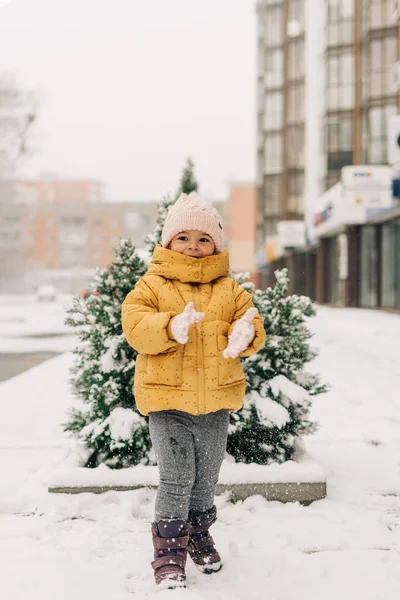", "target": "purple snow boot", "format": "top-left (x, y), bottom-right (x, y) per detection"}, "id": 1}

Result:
top-left (188, 506), bottom-right (222, 574)
top-left (151, 519), bottom-right (189, 589)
